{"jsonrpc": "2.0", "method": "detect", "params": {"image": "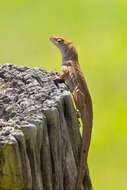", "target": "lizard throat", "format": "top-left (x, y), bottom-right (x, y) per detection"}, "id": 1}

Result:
top-left (58, 45), bottom-right (78, 63)
top-left (62, 52), bottom-right (78, 64)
